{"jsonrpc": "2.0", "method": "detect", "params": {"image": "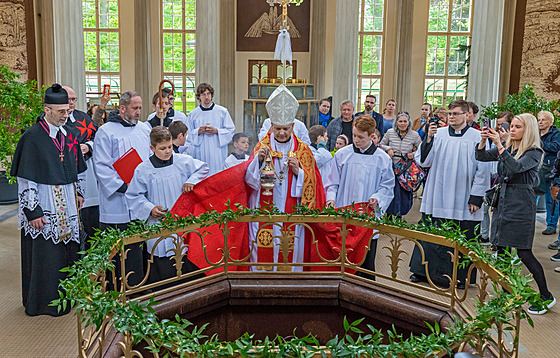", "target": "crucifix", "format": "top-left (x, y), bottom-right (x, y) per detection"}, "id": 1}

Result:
top-left (59, 152), bottom-right (64, 162)
top-left (266, 0), bottom-right (304, 83)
